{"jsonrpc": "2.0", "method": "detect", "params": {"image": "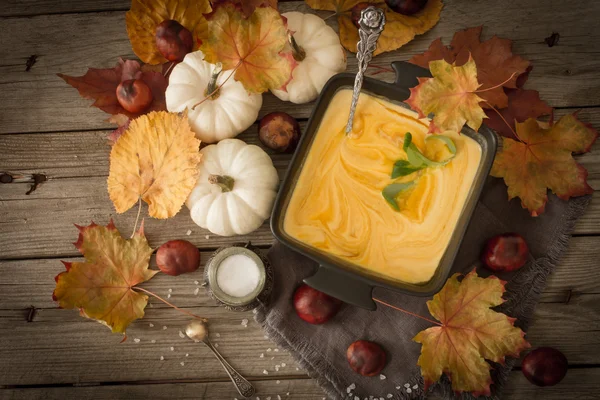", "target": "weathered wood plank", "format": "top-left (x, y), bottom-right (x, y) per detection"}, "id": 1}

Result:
top-left (2, 369), bottom-right (600, 400)
top-left (2, 0), bottom-right (600, 134)
top-left (0, 235), bottom-right (599, 386)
